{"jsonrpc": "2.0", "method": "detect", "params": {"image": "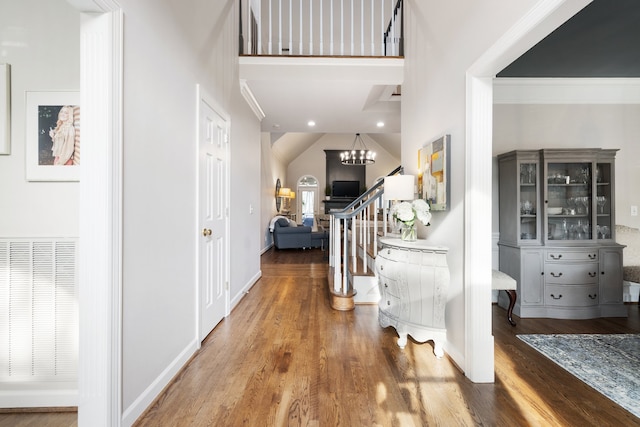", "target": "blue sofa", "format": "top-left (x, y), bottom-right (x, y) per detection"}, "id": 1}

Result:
top-left (272, 217), bottom-right (327, 250)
